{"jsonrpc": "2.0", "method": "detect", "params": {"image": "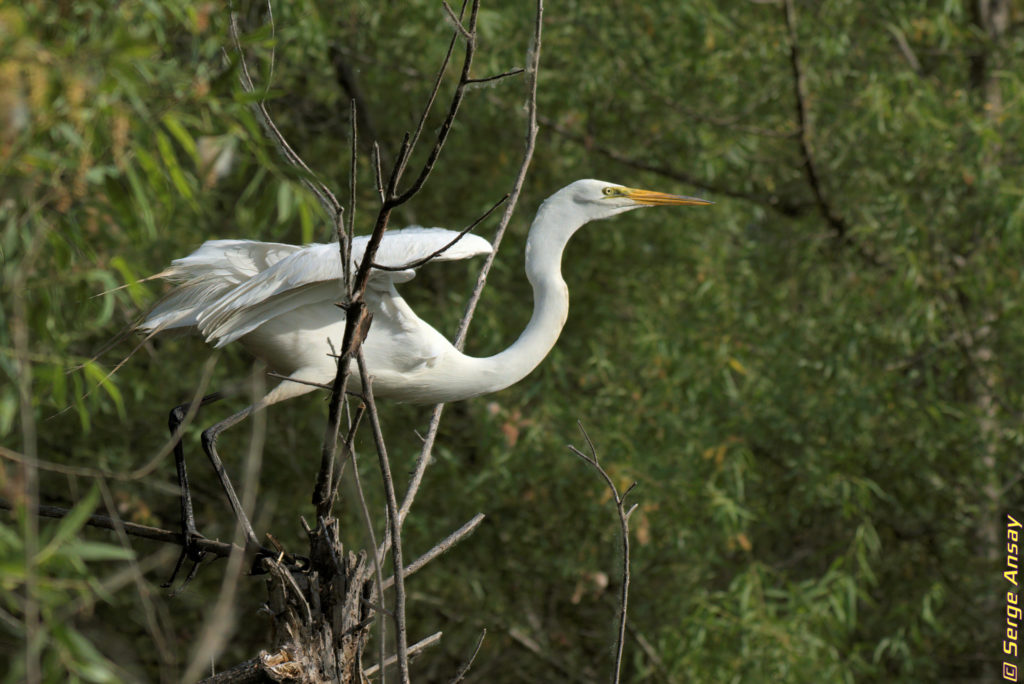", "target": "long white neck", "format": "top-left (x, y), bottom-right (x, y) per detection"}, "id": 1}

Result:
top-left (465, 198), bottom-right (584, 395)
